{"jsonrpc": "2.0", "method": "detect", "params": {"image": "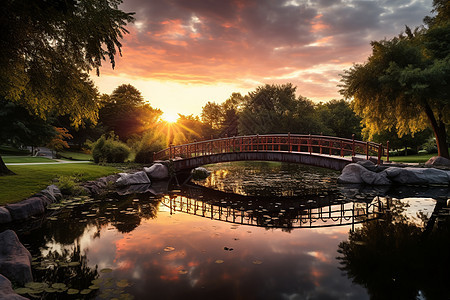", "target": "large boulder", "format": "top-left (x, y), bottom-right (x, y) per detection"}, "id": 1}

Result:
top-left (144, 163), bottom-right (169, 180)
top-left (385, 167), bottom-right (450, 185)
top-left (338, 163), bottom-right (391, 185)
top-left (0, 207), bottom-right (12, 224)
top-left (115, 171), bottom-right (151, 186)
top-left (0, 275), bottom-right (28, 300)
top-left (5, 198), bottom-right (45, 221)
top-left (0, 230), bottom-right (32, 285)
top-left (425, 156), bottom-right (450, 168)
